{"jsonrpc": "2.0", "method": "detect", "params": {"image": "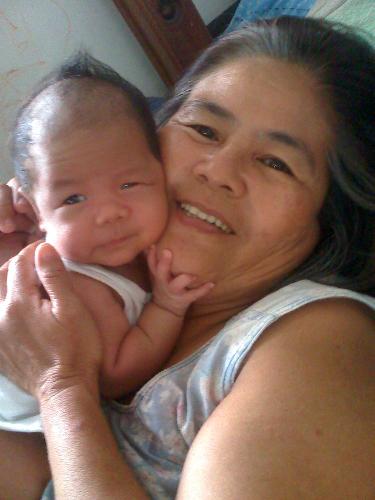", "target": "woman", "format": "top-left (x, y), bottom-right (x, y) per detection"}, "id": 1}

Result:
top-left (0, 16), bottom-right (374, 499)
